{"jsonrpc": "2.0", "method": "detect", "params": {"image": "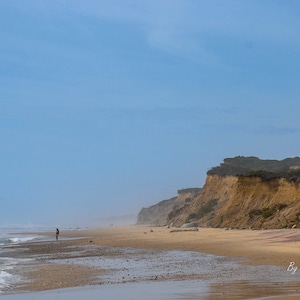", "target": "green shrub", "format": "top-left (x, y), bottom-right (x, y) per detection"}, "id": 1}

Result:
top-left (249, 203), bottom-right (287, 219)
top-left (207, 156), bottom-right (300, 182)
top-left (261, 207), bottom-right (274, 218)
